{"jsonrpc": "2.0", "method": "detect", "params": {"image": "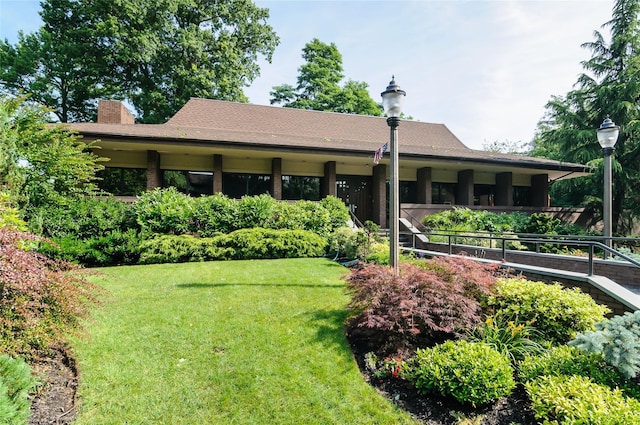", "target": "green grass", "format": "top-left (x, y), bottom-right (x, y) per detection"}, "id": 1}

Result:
top-left (72, 258), bottom-right (418, 424)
